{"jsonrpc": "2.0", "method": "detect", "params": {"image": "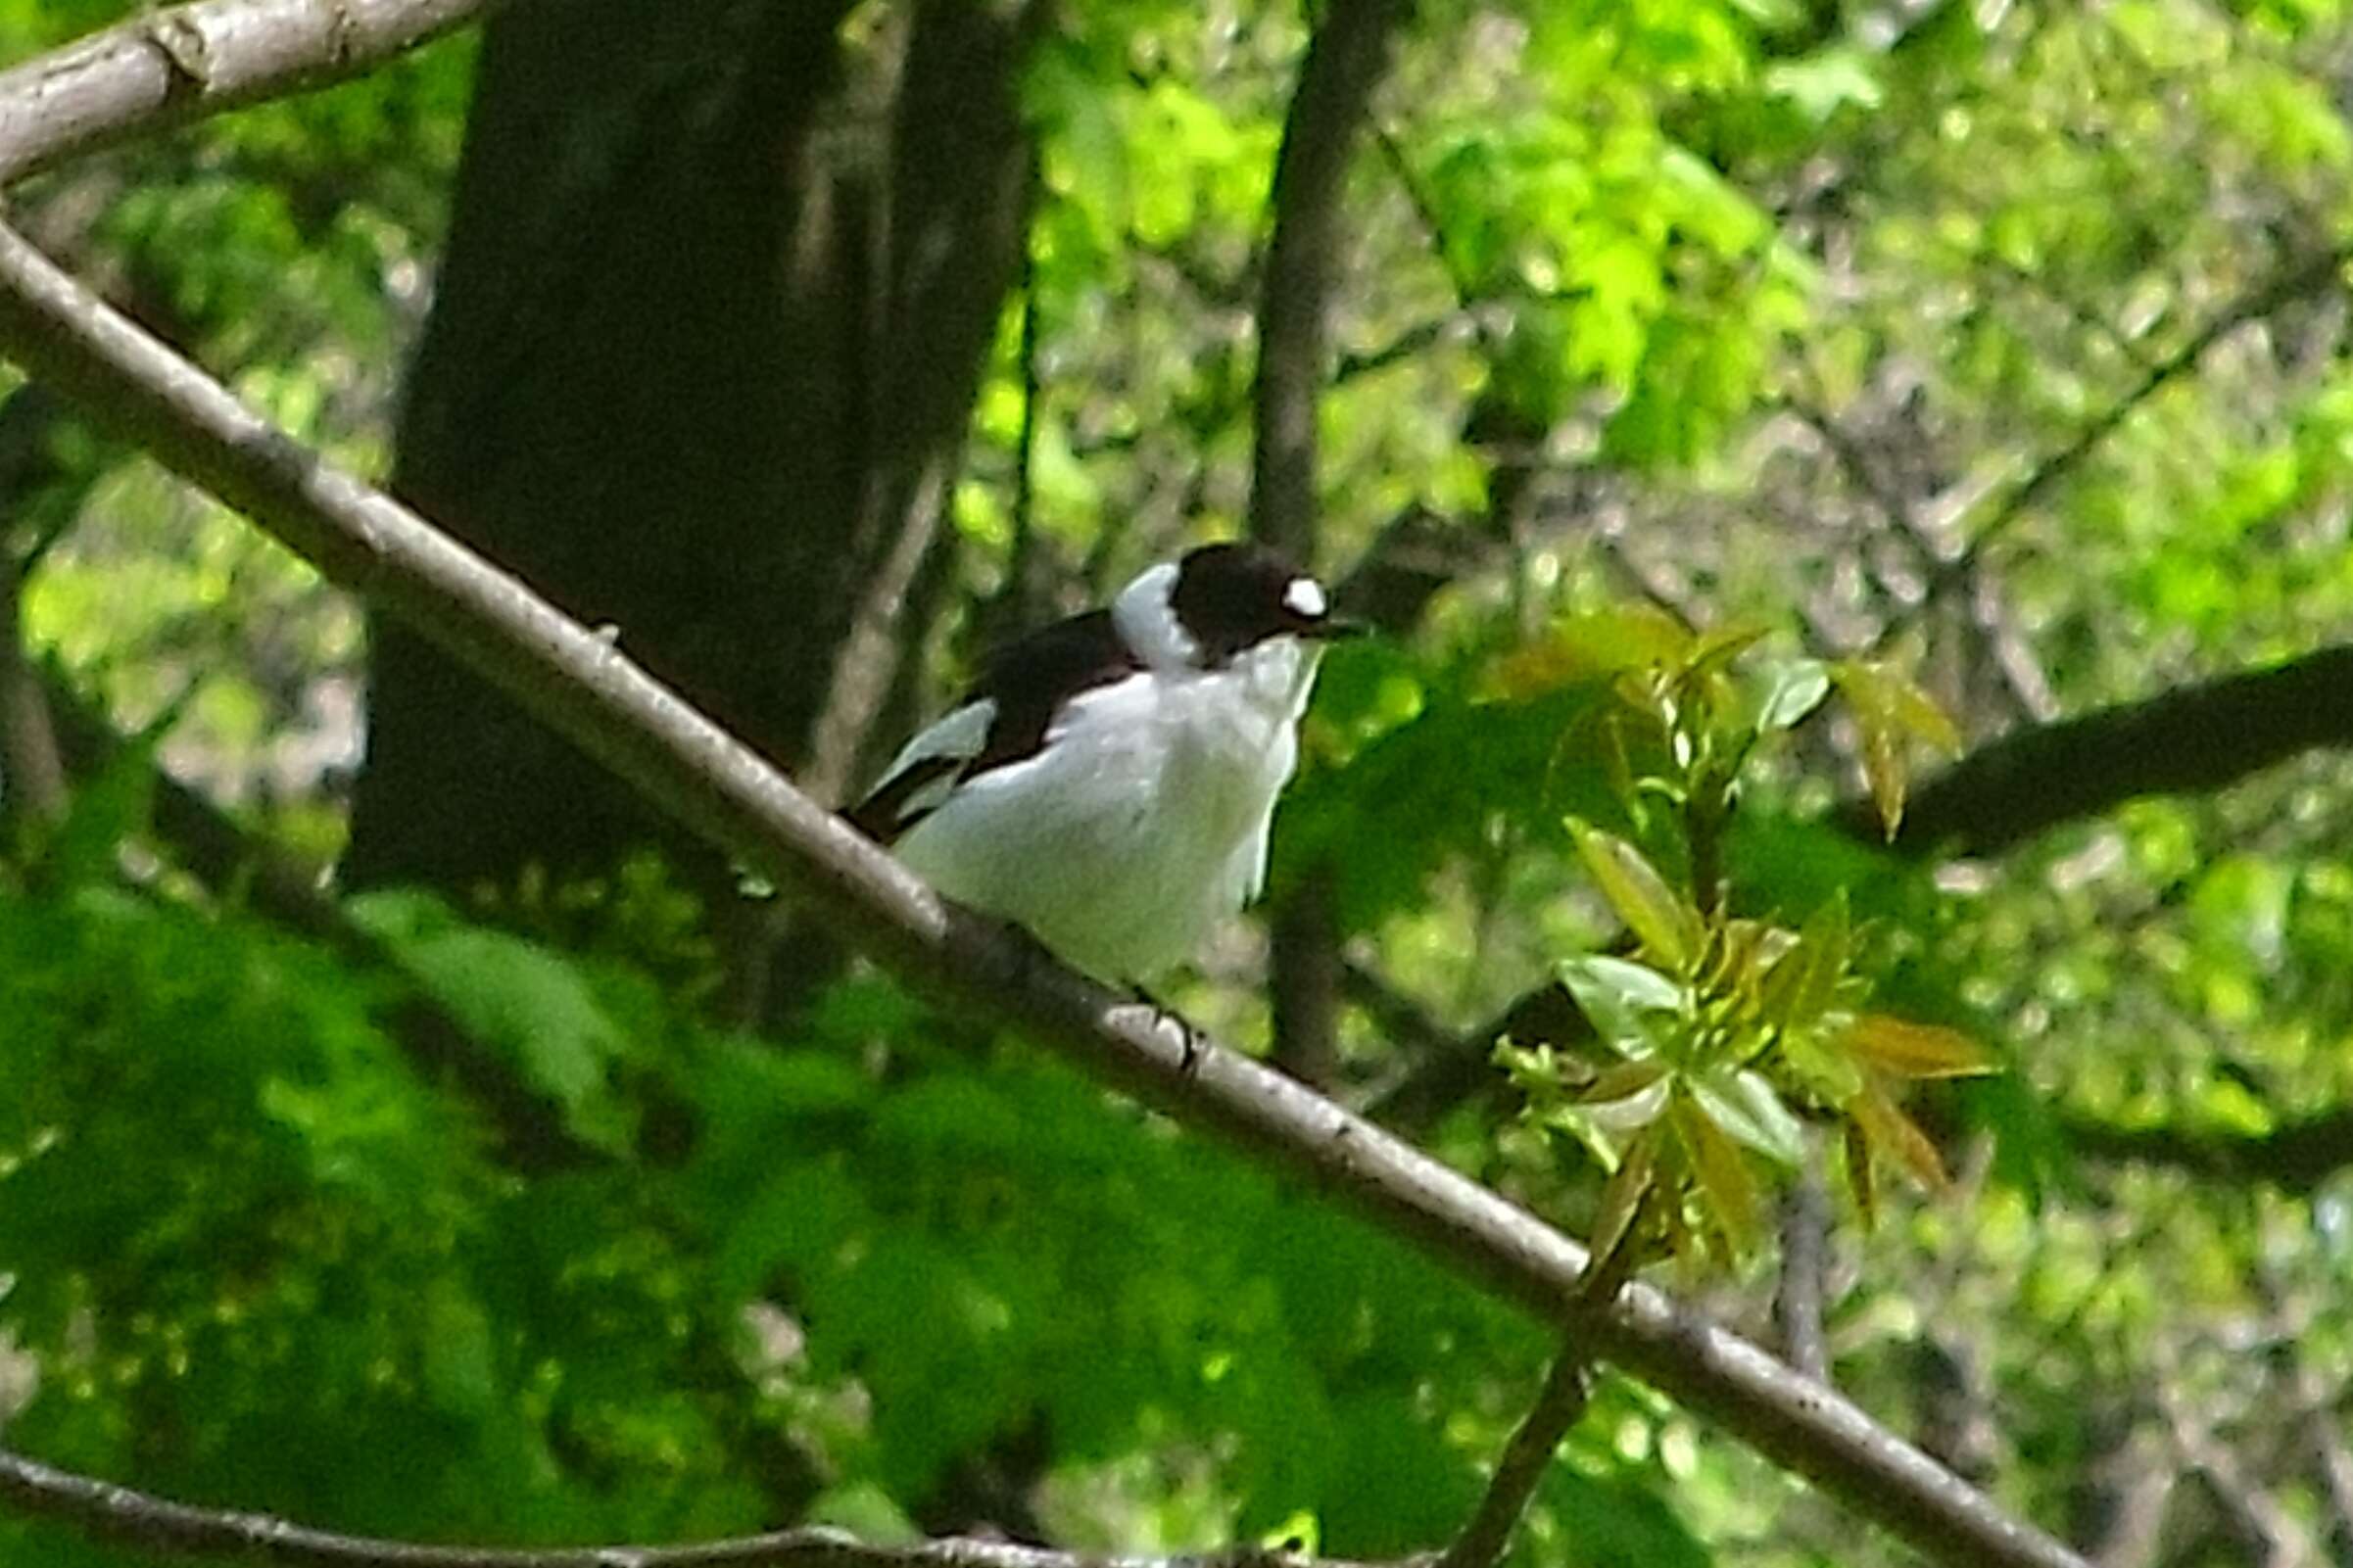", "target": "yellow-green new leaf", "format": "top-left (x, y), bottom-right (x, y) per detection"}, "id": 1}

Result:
top-left (1673, 1090), bottom-right (1761, 1260)
top-left (1840, 1015), bottom-right (1997, 1079)
top-left (1832, 658), bottom-right (1963, 839)
top-left (1757, 891), bottom-right (1849, 1034)
top-left (1843, 1119), bottom-right (1878, 1228)
top-left (1560, 954), bottom-right (1683, 1057)
top-left (1483, 606), bottom-right (1692, 700)
top-left (1589, 1127), bottom-right (1657, 1274)
top-left (1690, 1069), bottom-right (1806, 1166)
top-left (1848, 1080), bottom-right (1949, 1192)
top-left (1570, 819), bottom-right (1702, 970)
